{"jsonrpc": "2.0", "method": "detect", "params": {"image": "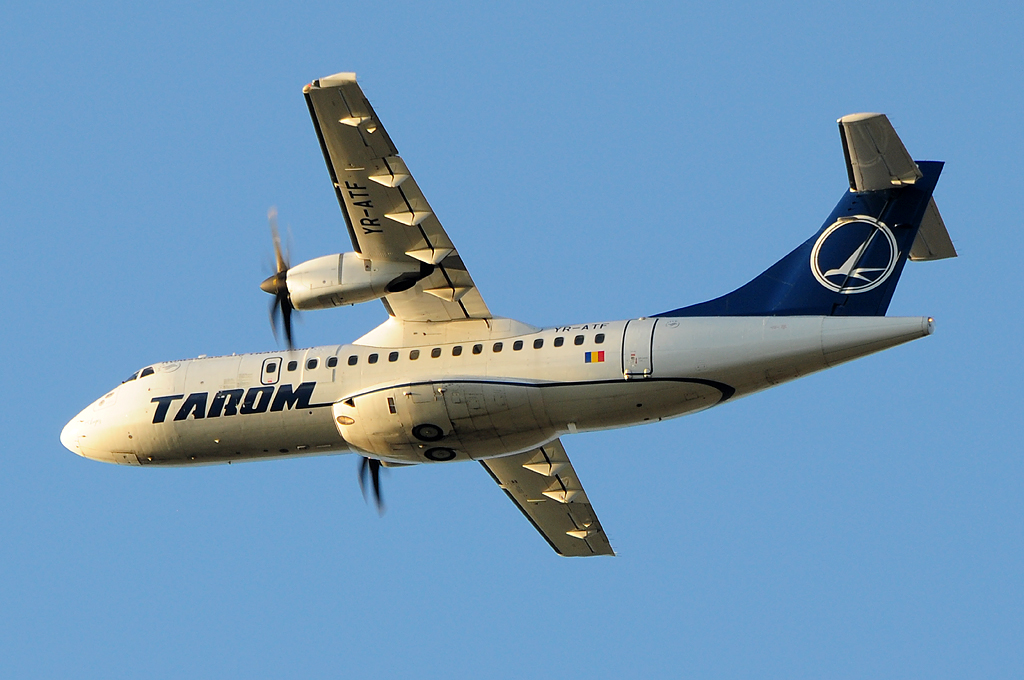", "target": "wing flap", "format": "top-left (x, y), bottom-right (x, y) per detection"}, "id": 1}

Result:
top-left (481, 439), bottom-right (614, 557)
